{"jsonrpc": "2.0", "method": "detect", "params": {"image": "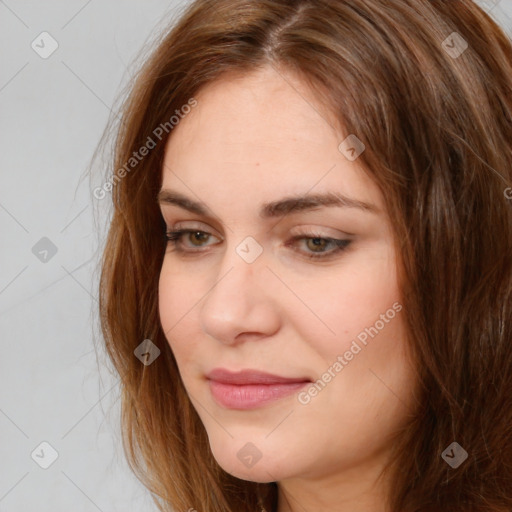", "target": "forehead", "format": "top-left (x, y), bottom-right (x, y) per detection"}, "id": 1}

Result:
top-left (161, 66), bottom-right (384, 213)
top-left (168, 67), bottom-right (334, 147)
